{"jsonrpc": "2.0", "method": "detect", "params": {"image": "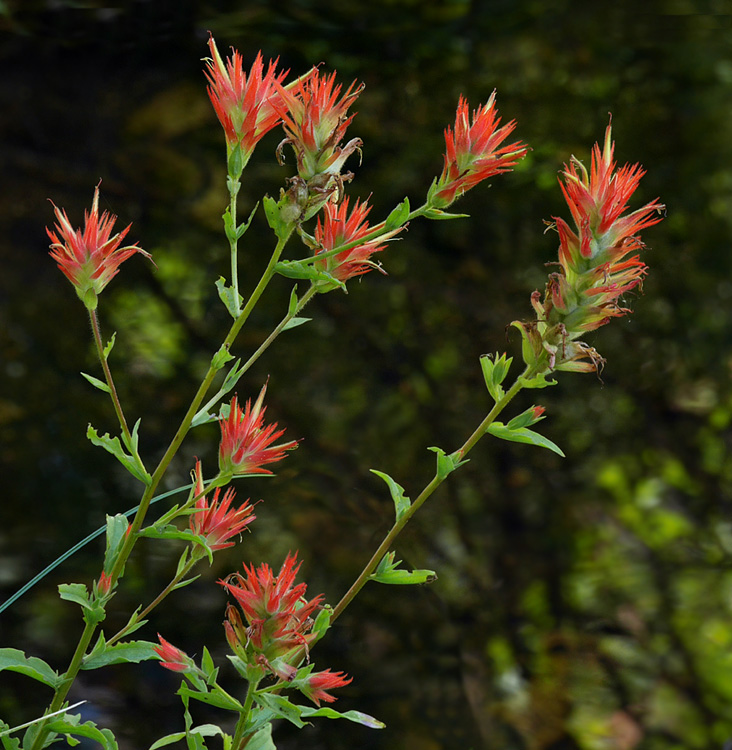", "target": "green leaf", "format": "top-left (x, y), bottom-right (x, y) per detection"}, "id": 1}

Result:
top-left (370, 551), bottom-right (437, 585)
top-left (299, 706), bottom-right (385, 729)
top-left (370, 469), bottom-right (411, 522)
top-left (80, 372), bottom-right (111, 394)
top-left (311, 605), bottom-right (332, 640)
top-left (178, 686), bottom-right (243, 712)
top-left (486, 422), bottom-right (565, 457)
top-left (287, 285), bottom-right (299, 315)
top-left (385, 197), bottom-right (410, 231)
top-left (480, 353), bottom-right (513, 402)
top-left (103, 332), bottom-right (116, 360)
top-left (58, 583), bottom-right (92, 610)
top-left (243, 725), bottom-right (276, 750)
top-left (423, 207), bottom-right (469, 220)
top-left (227, 144), bottom-right (244, 178)
top-left (275, 261), bottom-right (347, 293)
top-left (211, 344), bottom-right (234, 371)
top-left (82, 640), bottom-right (158, 670)
top-left (149, 732), bottom-right (186, 750)
top-left (0, 649), bottom-right (61, 690)
top-left (46, 714), bottom-right (118, 750)
top-left (103, 513), bottom-right (129, 572)
top-left (519, 371), bottom-right (558, 389)
top-left (87, 424), bottom-right (151, 486)
top-left (253, 693), bottom-right (307, 728)
top-left (215, 277), bottom-right (242, 319)
top-left (427, 446), bottom-right (469, 480)
top-left (0, 721), bottom-right (21, 750)
top-left (282, 316), bottom-right (311, 331)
